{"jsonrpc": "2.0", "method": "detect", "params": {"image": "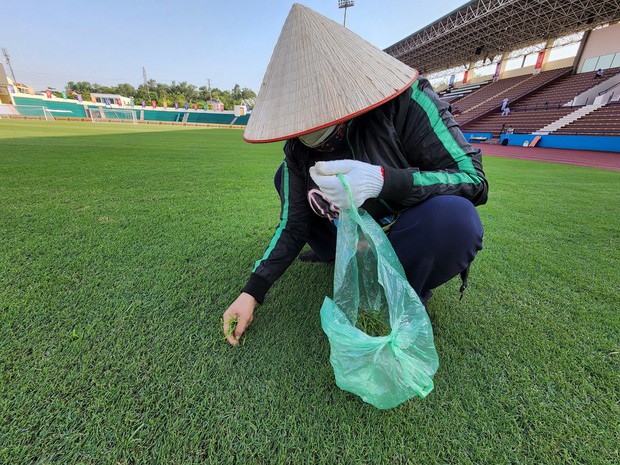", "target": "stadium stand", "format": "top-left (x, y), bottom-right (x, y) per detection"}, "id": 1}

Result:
top-left (553, 101), bottom-right (620, 135)
top-left (450, 75), bottom-right (531, 116)
top-left (439, 81), bottom-right (490, 104)
top-left (461, 67), bottom-right (620, 136)
top-left (142, 109), bottom-right (179, 122)
top-left (234, 114), bottom-right (250, 125)
top-left (187, 112), bottom-right (235, 124)
top-left (6, 94), bottom-right (248, 126)
top-left (439, 94), bottom-right (461, 104)
top-left (382, 1), bottom-right (620, 152)
top-left (464, 108), bottom-right (574, 136)
top-left (13, 95), bottom-right (87, 118)
top-left (512, 67), bottom-right (620, 109)
top-left (0, 104), bottom-right (17, 117)
top-left (455, 67), bottom-right (571, 125)
top-left (140, 109), bottom-right (238, 125)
